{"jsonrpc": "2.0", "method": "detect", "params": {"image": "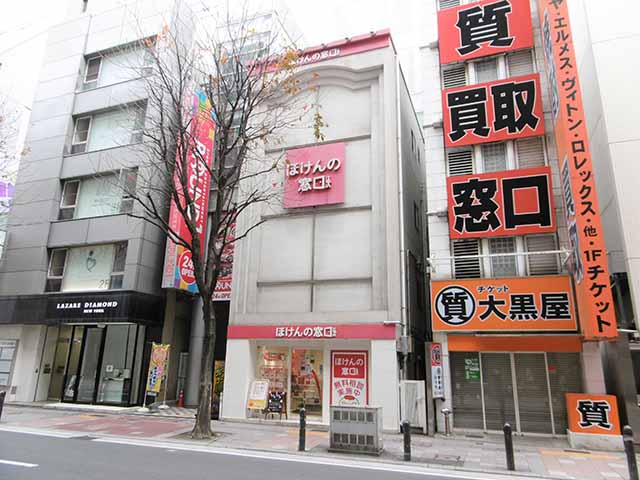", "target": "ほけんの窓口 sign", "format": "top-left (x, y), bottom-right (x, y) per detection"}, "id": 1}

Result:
top-left (331, 351), bottom-right (368, 407)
